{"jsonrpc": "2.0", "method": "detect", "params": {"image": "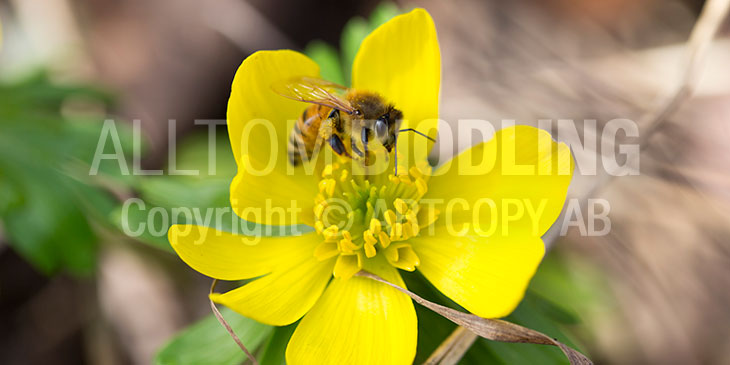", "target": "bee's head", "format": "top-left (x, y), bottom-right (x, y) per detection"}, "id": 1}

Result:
top-left (349, 91), bottom-right (403, 152)
top-left (374, 107), bottom-right (403, 152)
